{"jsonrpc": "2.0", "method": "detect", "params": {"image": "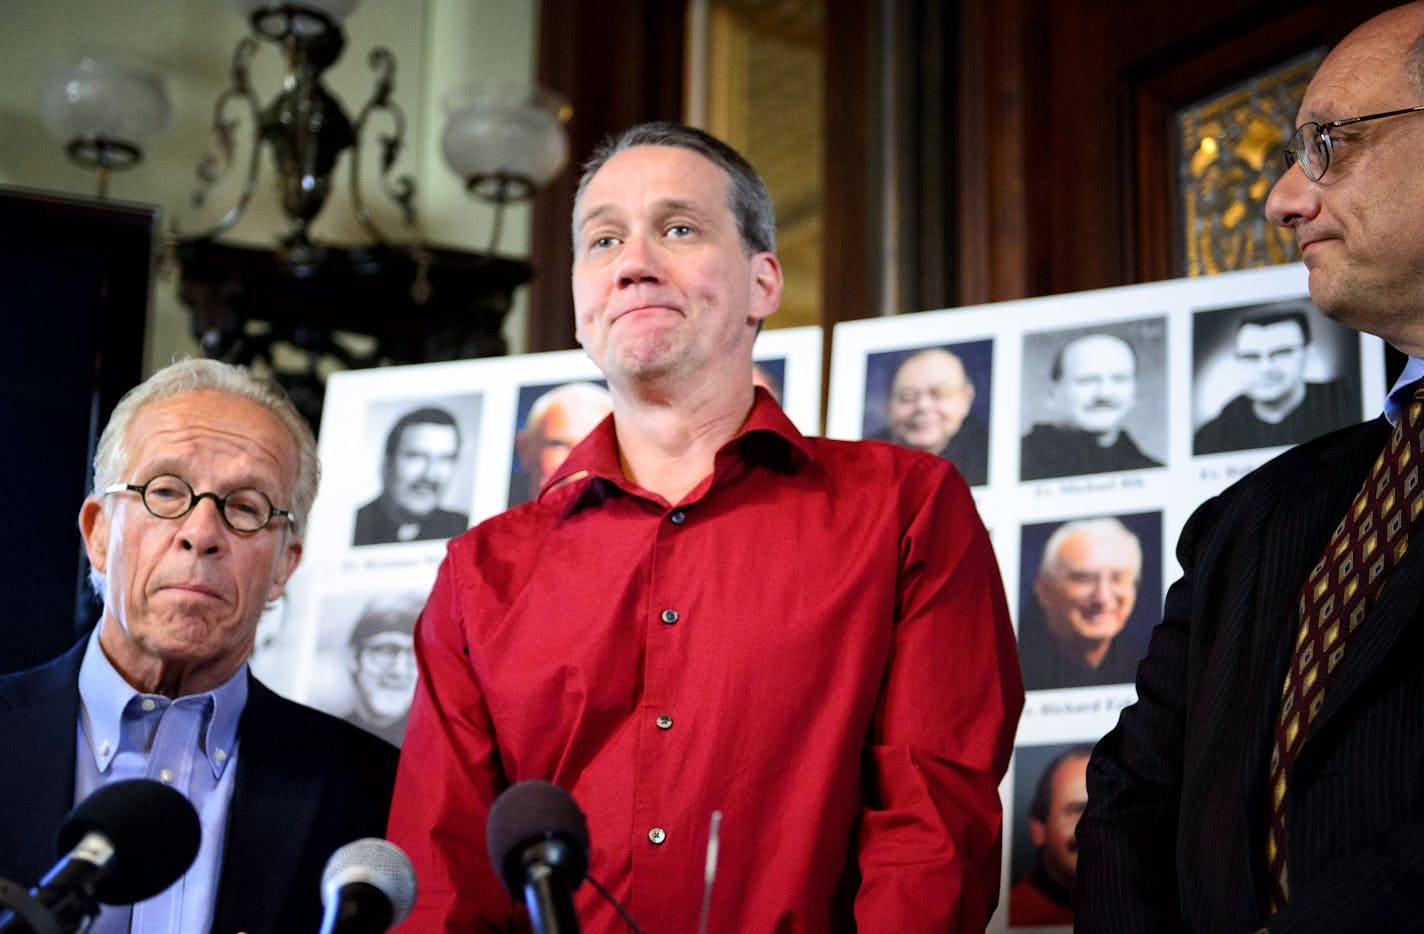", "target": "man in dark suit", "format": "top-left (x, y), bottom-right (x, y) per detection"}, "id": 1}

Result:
top-left (0, 359), bottom-right (396, 933)
top-left (1076, 5), bottom-right (1424, 930)
top-left (352, 405), bottom-right (469, 545)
